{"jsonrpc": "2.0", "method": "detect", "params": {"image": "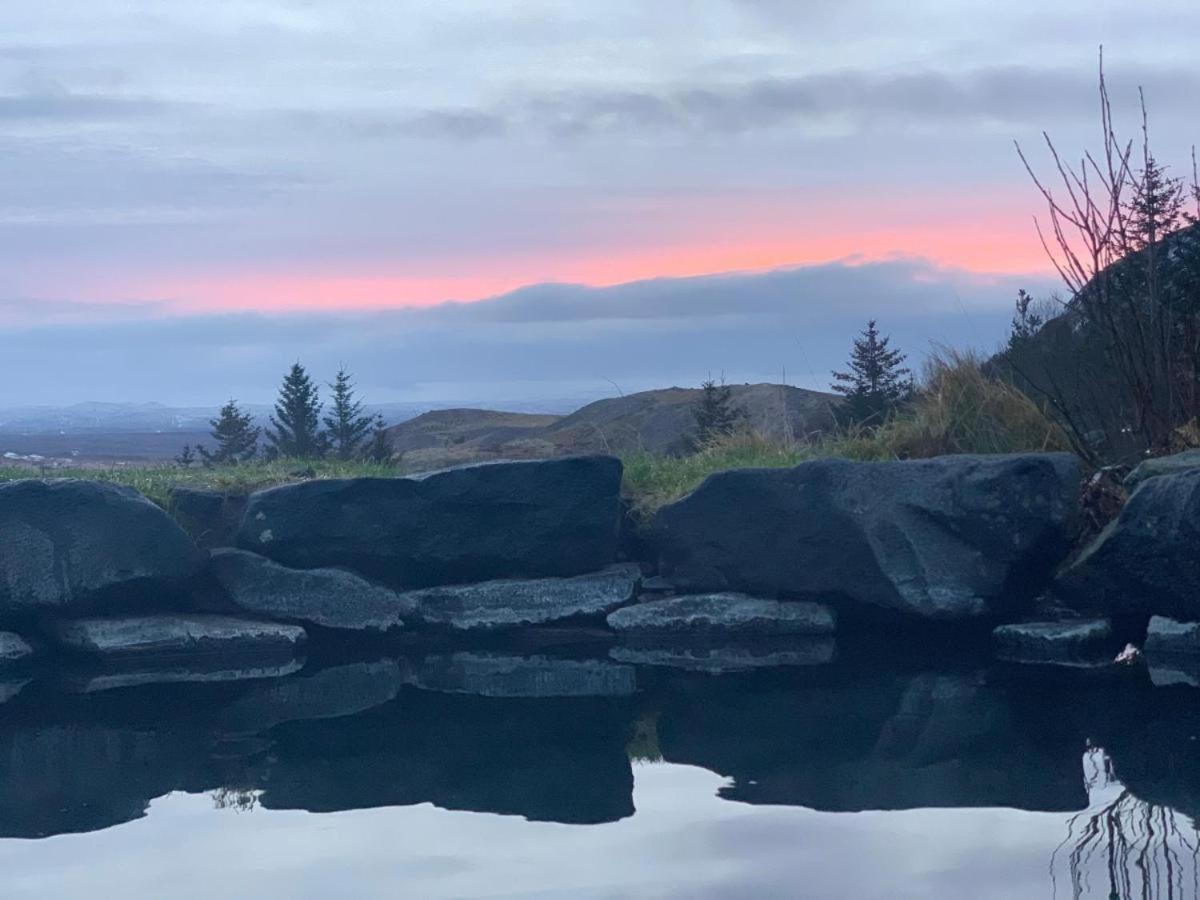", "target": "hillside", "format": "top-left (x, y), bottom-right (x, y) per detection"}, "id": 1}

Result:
top-left (387, 384), bottom-right (837, 470)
